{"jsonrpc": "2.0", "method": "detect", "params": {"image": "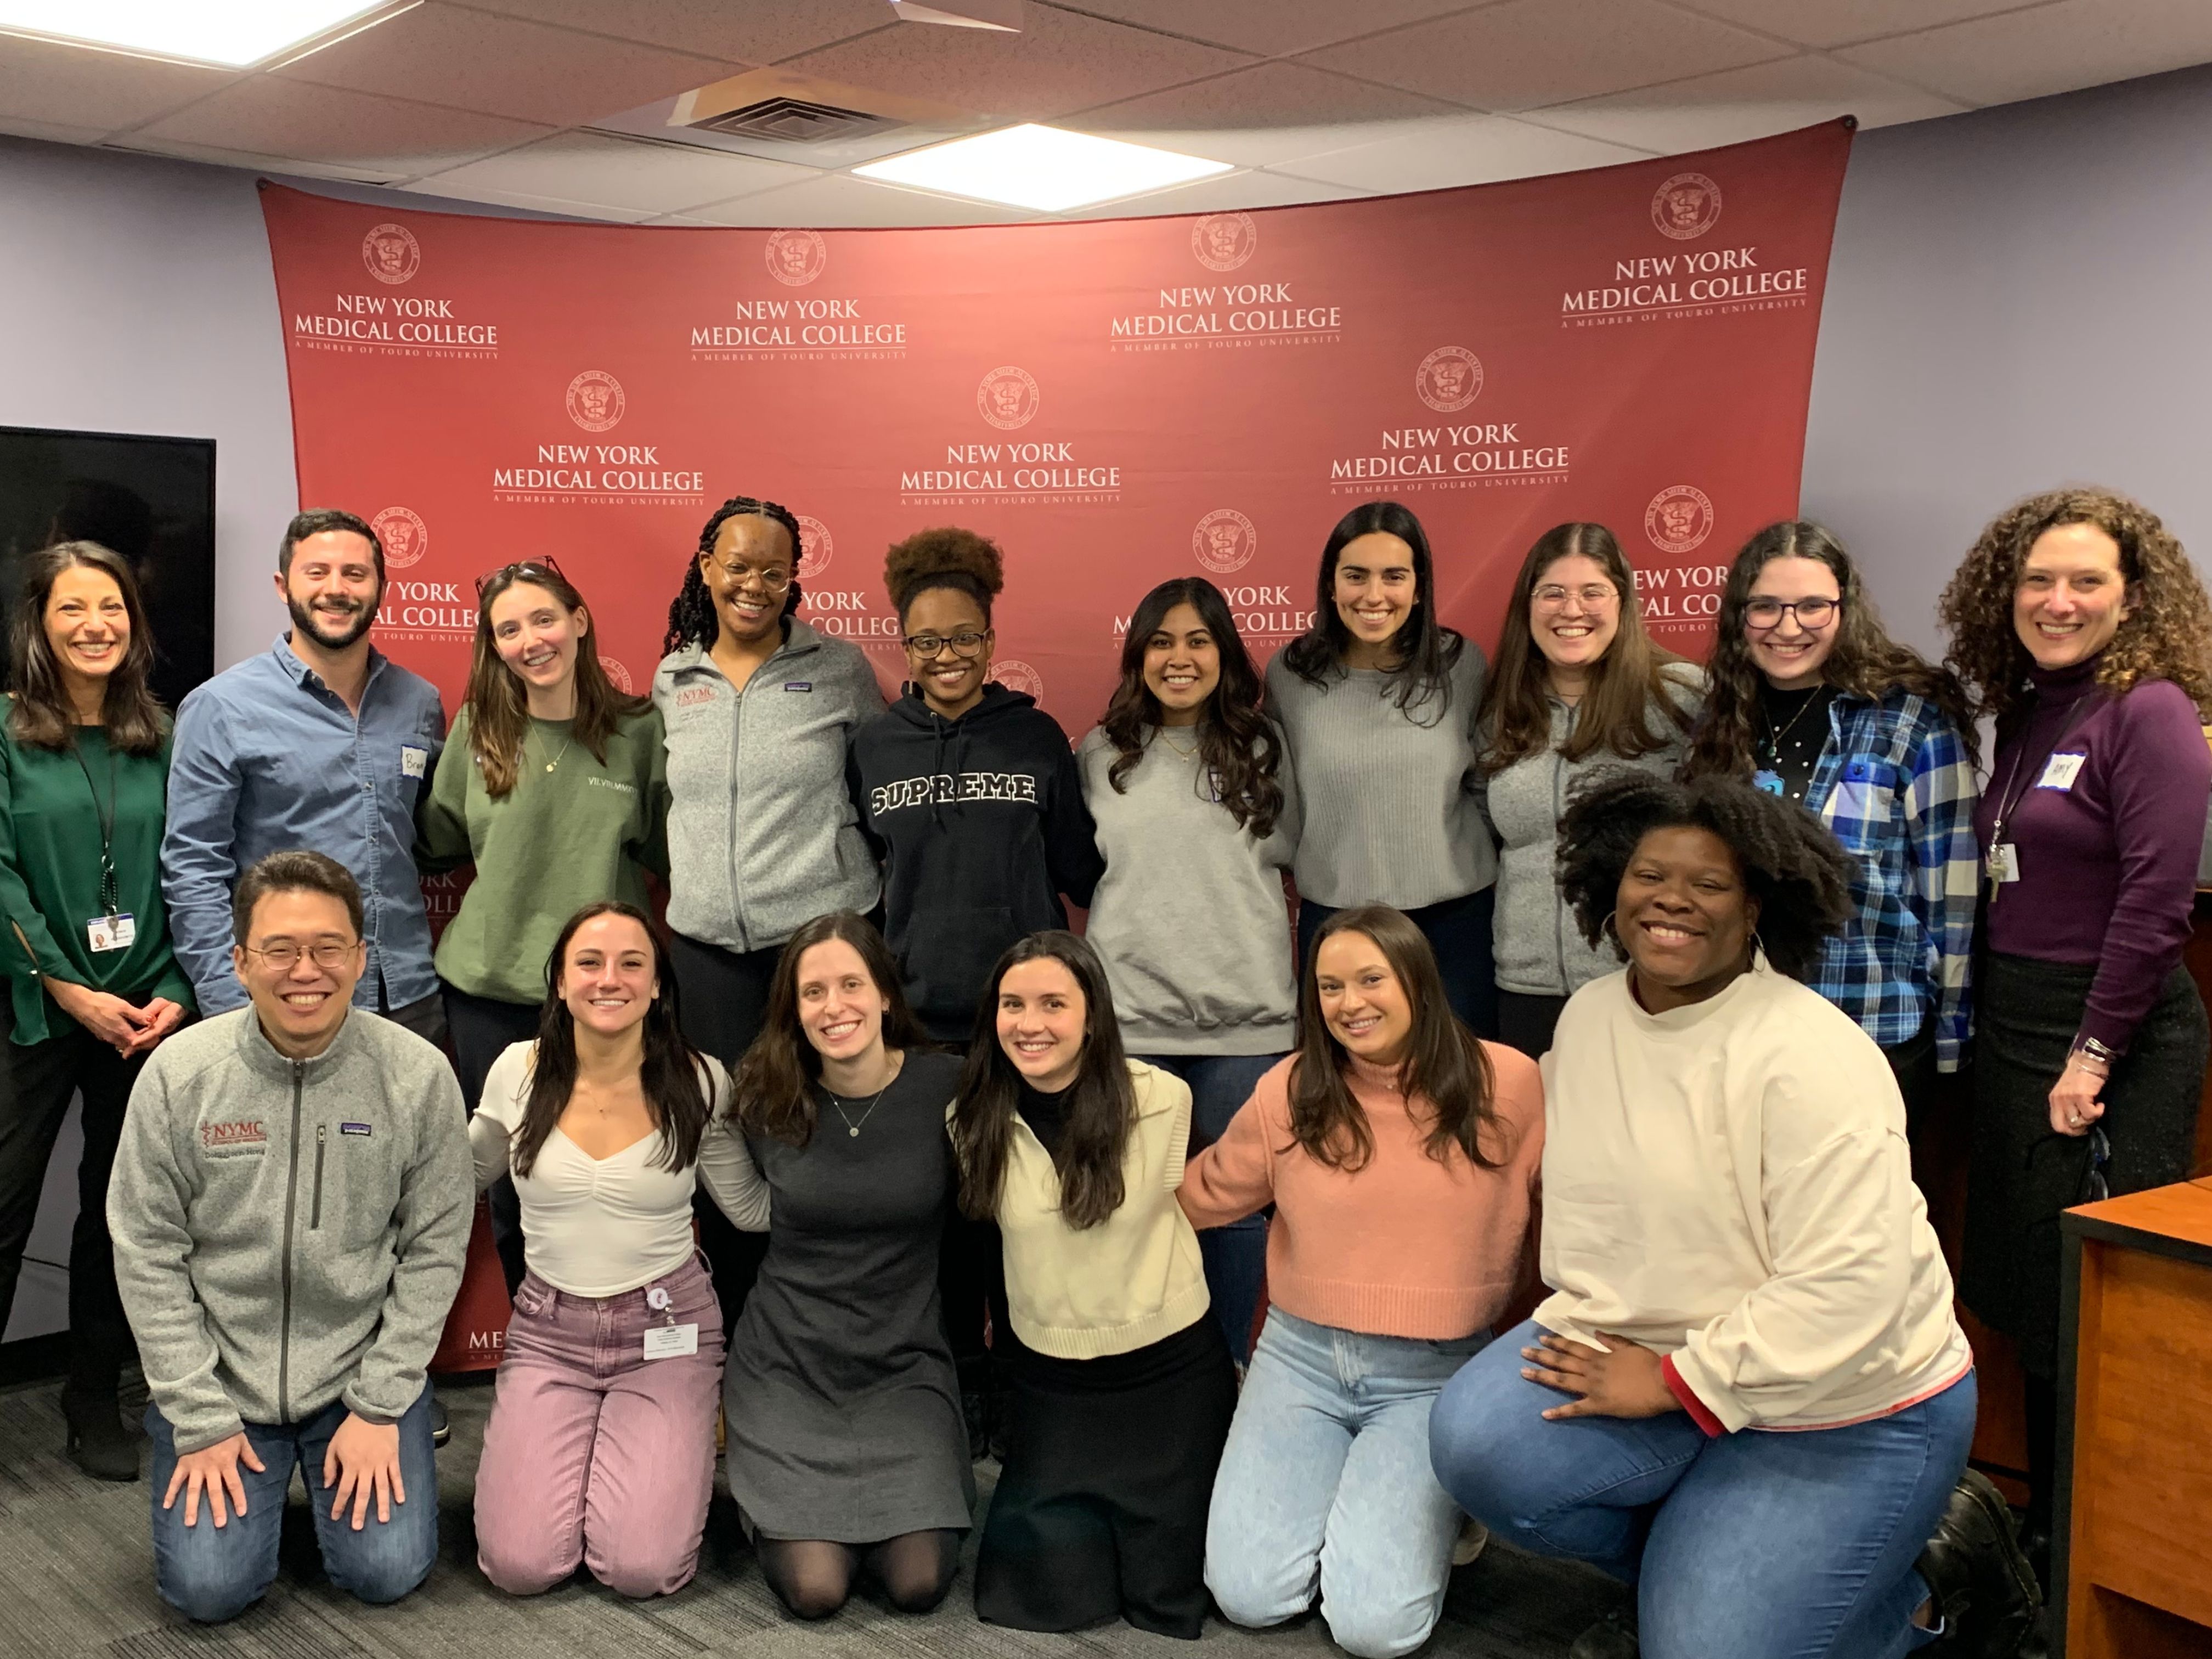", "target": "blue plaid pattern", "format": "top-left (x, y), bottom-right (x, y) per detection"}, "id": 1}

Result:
top-left (1799, 690), bottom-right (1981, 1070)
